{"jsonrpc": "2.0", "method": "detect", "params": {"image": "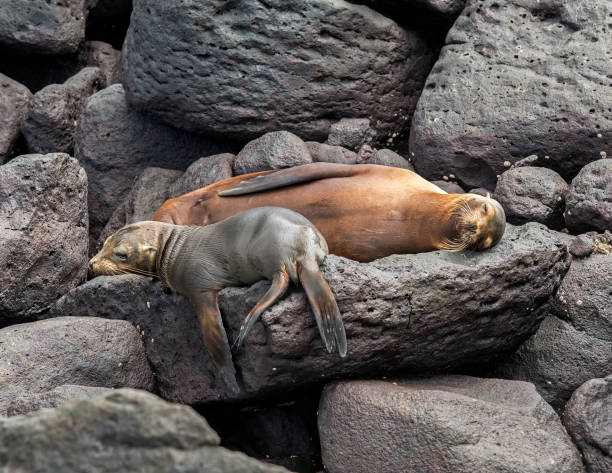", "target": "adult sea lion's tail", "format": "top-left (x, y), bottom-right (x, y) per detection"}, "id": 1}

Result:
top-left (298, 261), bottom-right (347, 358)
top-left (218, 162), bottom-right (361, 197)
